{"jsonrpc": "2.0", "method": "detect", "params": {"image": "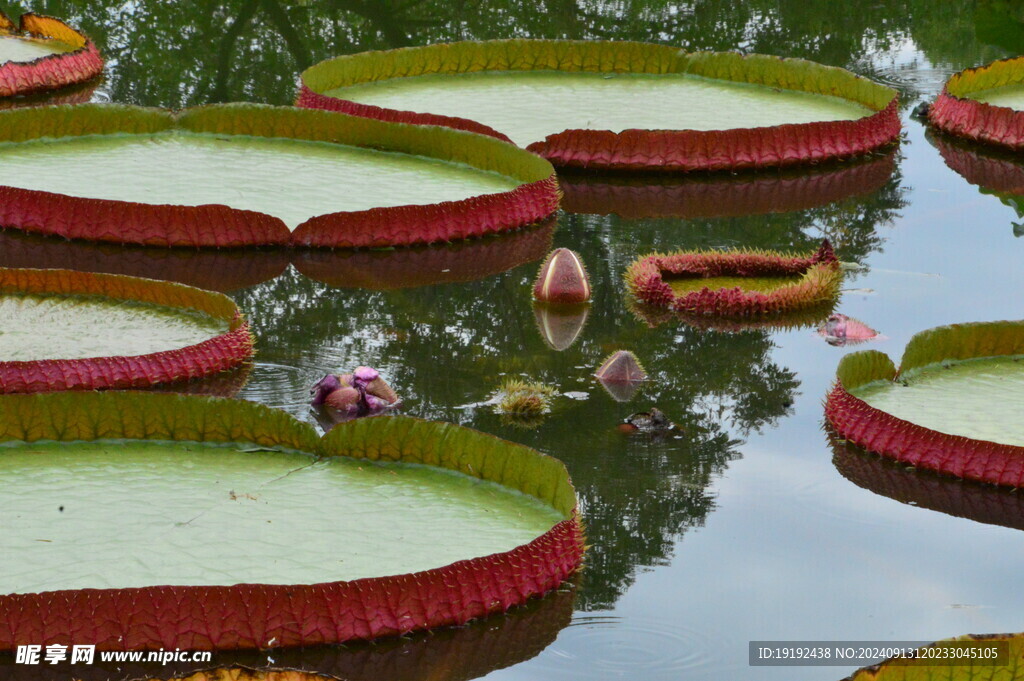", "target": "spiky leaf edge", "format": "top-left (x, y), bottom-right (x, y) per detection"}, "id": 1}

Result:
top-left (0, 12), bottom-right (103, 98)
top-left (0, 267), bottom-right (253, 393)
top-left (624, 241), bottom-right (841, 319)
top-left (825, 320), bottom-right (1024, 487)
top-left (0, 103), bottom-right (558, 248)
top-left (298, 40), bottom-right (900, 171)
top-left (0, 394), bottom-right (583, 651)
